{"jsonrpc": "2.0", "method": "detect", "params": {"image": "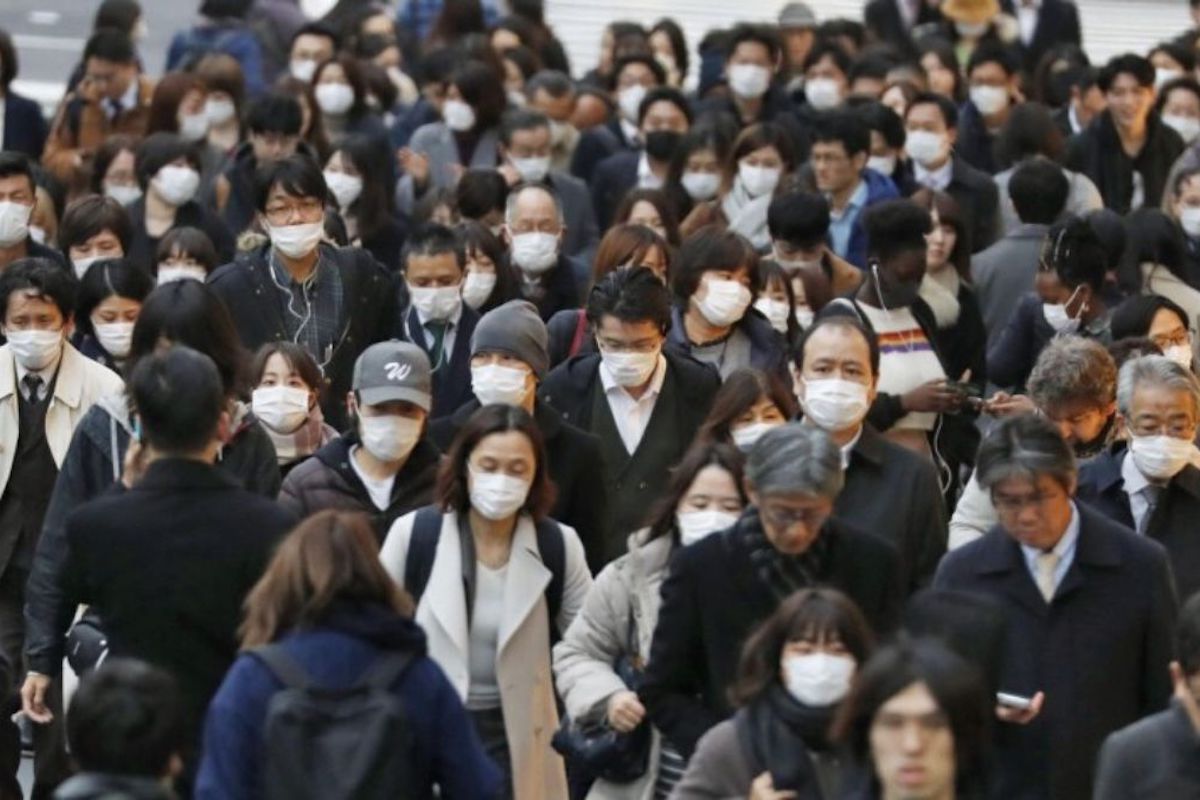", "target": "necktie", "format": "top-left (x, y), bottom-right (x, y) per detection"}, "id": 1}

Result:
top-left (1138, 485), bottom-right (1162, 536)
top-left (1035, 550), bottom-right (1060, 603)
top-left (21, 374), bottom-right (42, 403)
top-left (425, 321), bottom-right (448, 371)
